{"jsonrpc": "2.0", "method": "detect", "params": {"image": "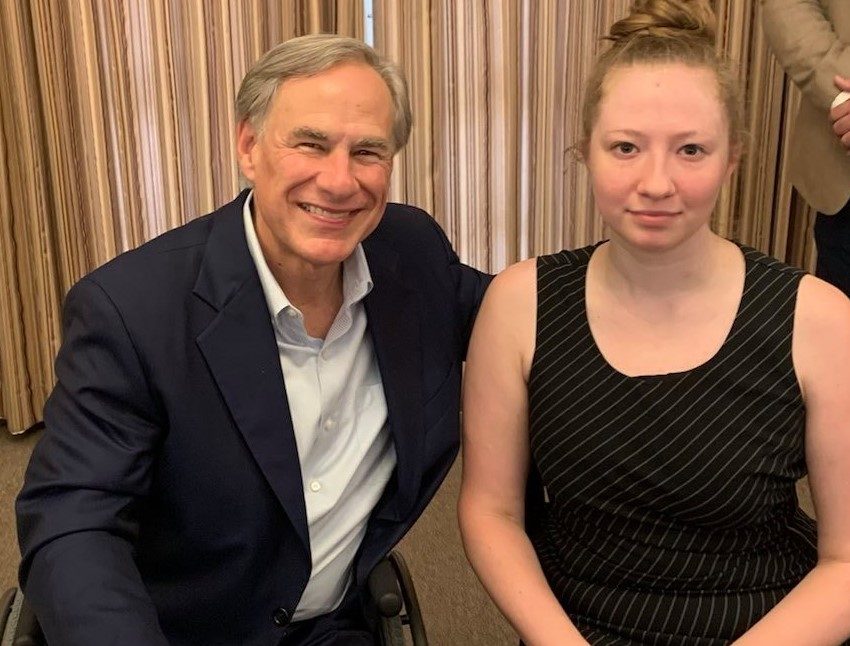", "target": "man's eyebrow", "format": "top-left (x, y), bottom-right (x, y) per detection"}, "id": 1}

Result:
top-left (287, 129), bottom-right (391, 151)
top-left (353, 137), bottom-right (392, 151)
top-left (289, 127), bottom-right (328, 141)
